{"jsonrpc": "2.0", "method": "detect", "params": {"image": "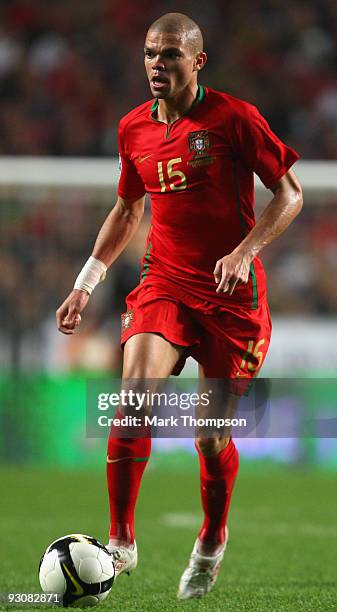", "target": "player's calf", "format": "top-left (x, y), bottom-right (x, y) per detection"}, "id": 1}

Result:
top-left (196, 437), bottom-right (239, 550)
top-left (195, 435), bottom-right (230, 457)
